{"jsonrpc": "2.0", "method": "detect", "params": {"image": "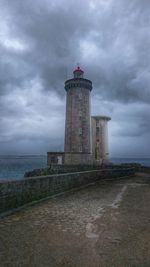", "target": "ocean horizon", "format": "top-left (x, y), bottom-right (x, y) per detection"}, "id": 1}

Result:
top-left (0, 155), bottom-right (150, 181)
